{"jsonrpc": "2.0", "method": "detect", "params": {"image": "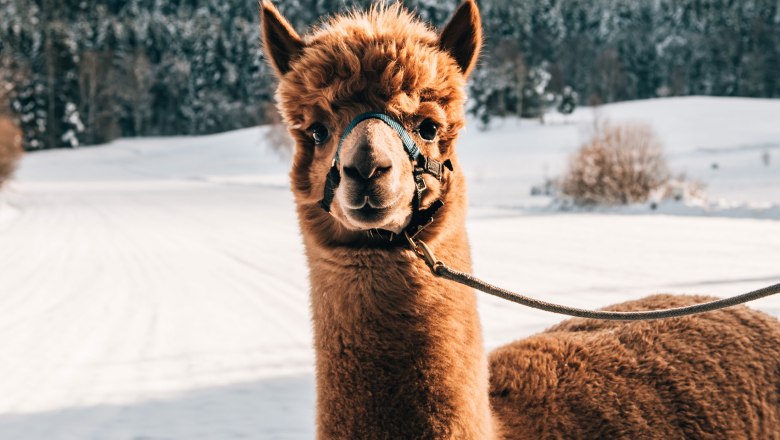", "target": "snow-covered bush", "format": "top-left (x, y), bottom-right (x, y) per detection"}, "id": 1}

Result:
top-left (561, 122), bottom-right (669, 205)
top-left (557, 86), bottom-right (578, 115)
top-left (652, 173), bottom-right (707, 205)
top-left (0, 117), bottom-right (23, 187)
